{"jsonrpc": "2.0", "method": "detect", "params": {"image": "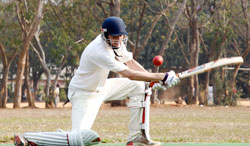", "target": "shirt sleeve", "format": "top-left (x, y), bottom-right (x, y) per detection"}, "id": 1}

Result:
top-left (90, 51), bottom-right (128, 72)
